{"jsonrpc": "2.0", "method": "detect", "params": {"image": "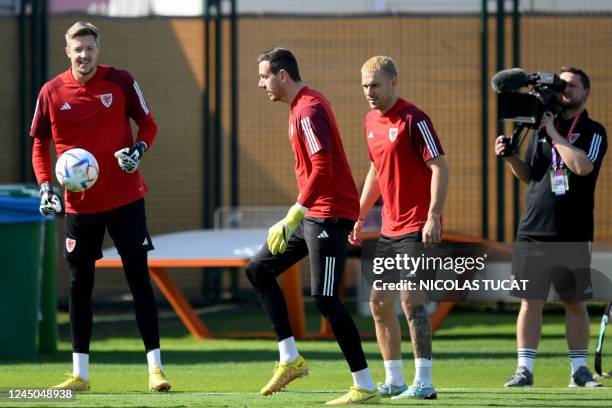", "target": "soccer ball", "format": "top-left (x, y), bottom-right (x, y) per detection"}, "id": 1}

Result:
top-left (55, 148), bottom-right (99, 192)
